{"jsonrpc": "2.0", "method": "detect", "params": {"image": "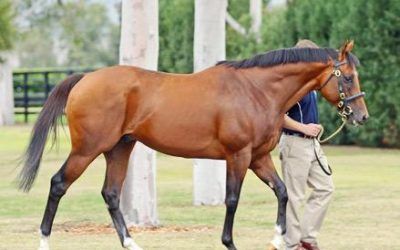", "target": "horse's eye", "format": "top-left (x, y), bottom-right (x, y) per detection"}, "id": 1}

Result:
top-left (344, 75), bottom-right (353, 84)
